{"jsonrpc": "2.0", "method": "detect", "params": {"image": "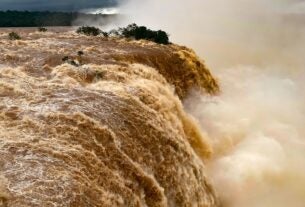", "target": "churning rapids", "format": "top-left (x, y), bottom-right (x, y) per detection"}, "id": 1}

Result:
top-left (0, 28), bottom-right (220, 207)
